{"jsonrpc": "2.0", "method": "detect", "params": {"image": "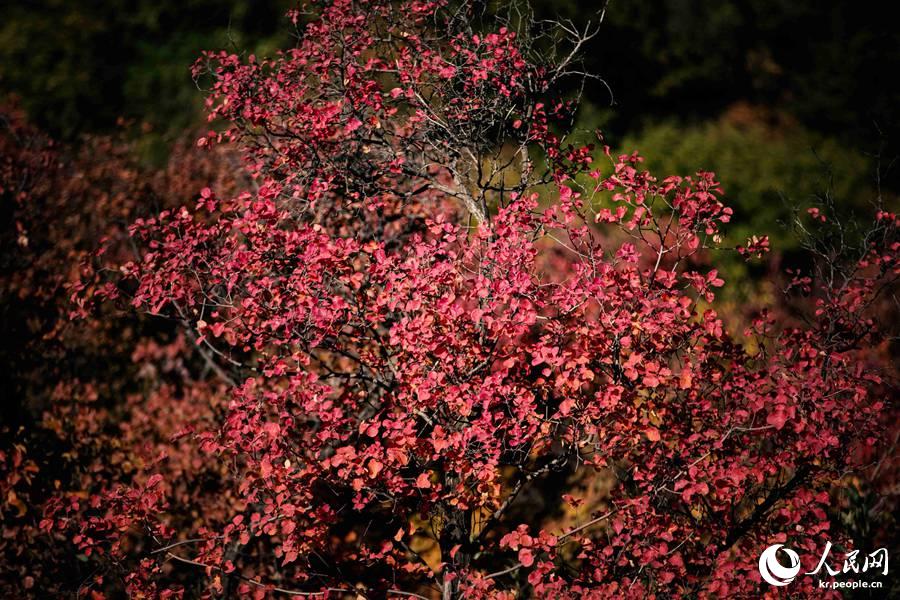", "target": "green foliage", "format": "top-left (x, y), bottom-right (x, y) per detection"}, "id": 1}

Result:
top-left (618, 115), bottom-right (873, 250)
top-left (611, 114), bottom-right (875, 298)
